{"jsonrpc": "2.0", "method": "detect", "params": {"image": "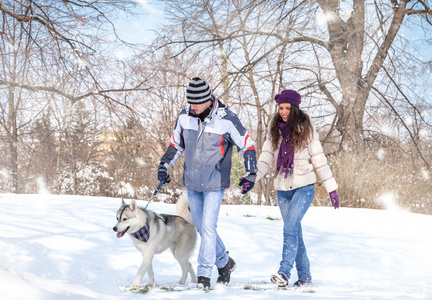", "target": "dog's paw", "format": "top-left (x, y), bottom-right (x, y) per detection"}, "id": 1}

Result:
top-left (131, 281), bottom-right (141, 289)
top-left (144, 282), bottom-right (155, 288)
